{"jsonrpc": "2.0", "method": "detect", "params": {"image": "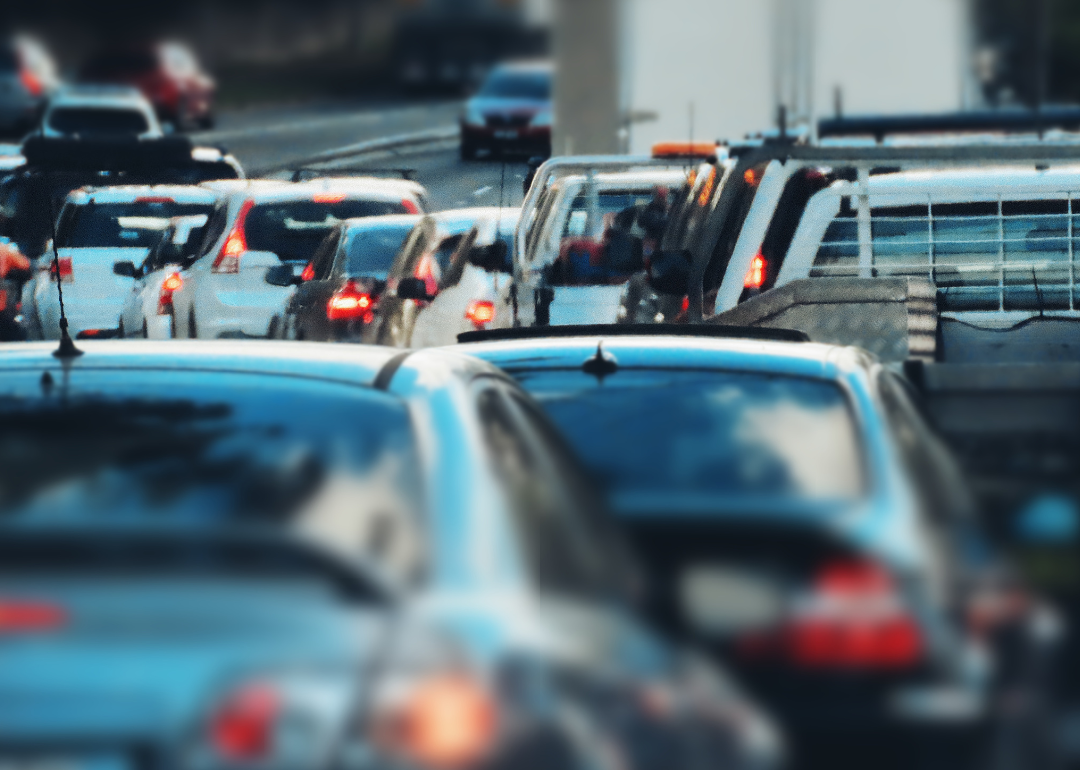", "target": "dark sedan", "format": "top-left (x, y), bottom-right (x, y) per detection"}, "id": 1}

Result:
top-left (460, 61), bottom-right (552, 160)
